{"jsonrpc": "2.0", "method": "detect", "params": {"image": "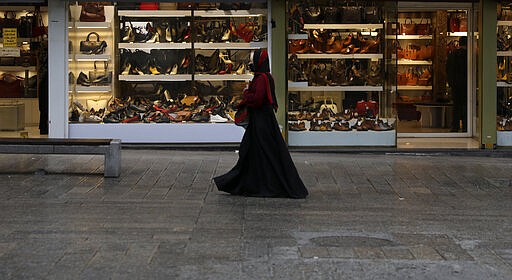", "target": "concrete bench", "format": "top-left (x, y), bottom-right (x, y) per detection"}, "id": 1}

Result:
top-left (0, 138), bottom-right (121, 177)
